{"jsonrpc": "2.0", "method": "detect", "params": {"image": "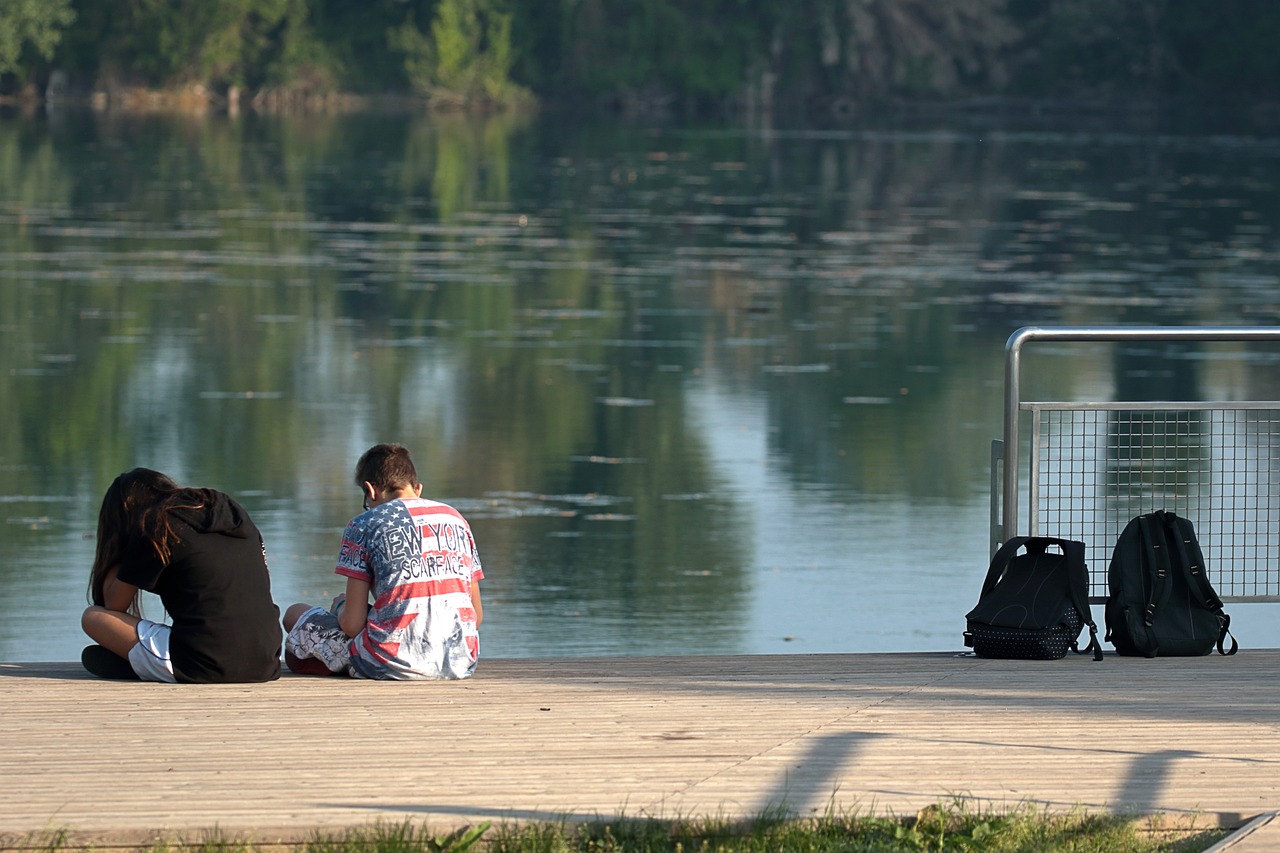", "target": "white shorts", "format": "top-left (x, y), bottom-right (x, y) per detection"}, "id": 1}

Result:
top-left (128, 619), bottom-right (178, 683)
